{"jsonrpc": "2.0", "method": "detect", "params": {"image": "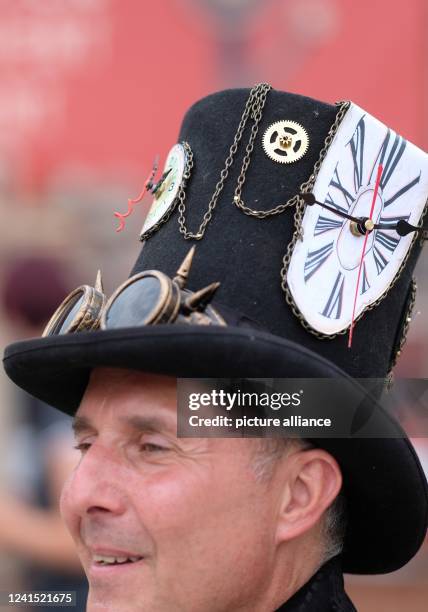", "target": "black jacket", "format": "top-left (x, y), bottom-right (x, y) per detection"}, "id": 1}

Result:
top-left (276, 556), bottom-right (357, 611)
